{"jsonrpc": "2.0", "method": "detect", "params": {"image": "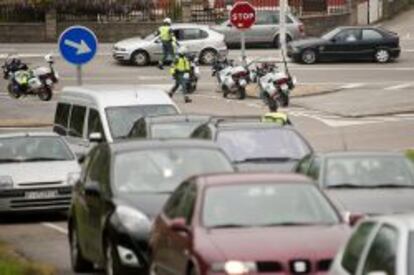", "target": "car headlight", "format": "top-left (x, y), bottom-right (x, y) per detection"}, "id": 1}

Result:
top-left (114, 46), bottom-right (127, 52)
top-left (0, 176), bottom-right (13, 189)
top-left (116, 205), bottom-right (151, 232)
top-left (67, 172), bottom-right (80, 186)
top-left (211, 261), bottom-right (257, 274)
